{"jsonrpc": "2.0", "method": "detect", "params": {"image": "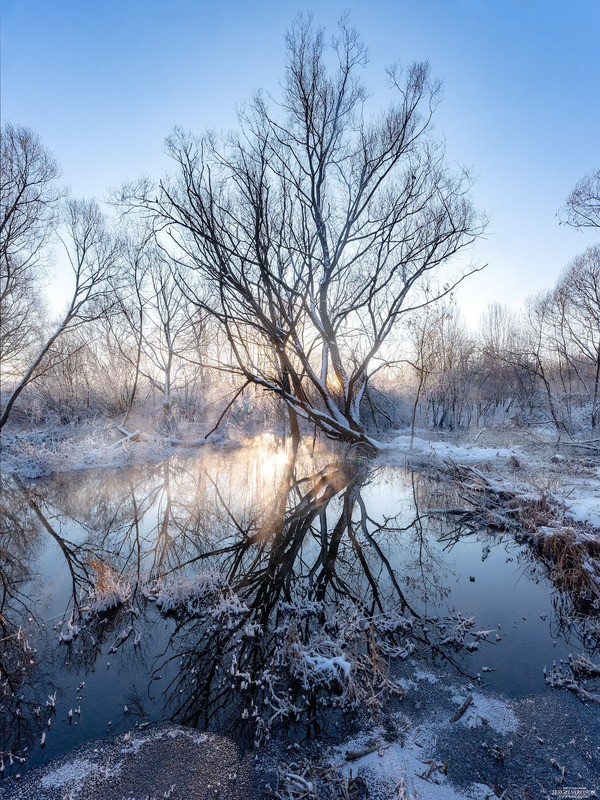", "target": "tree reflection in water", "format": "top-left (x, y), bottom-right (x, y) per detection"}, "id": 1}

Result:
top-left (0, 437), bottom-right (597, 770)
